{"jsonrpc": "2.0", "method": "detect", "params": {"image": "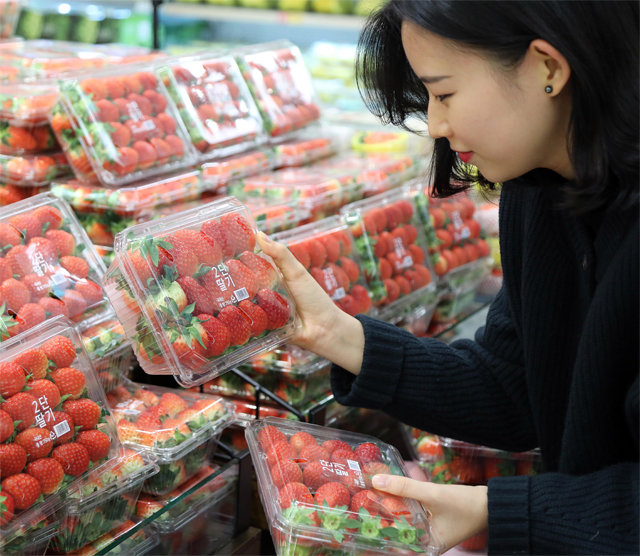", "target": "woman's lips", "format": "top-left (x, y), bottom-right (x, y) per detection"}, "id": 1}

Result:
top-left (457, 151), bottom-right (473, 163)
